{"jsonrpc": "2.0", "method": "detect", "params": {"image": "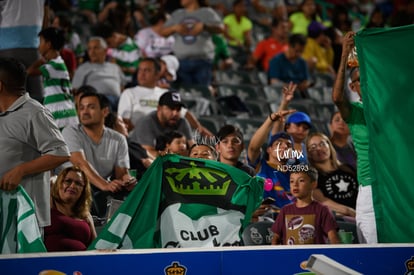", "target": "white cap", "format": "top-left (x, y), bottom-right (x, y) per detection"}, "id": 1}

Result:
top-left (161, 55), bottom-right (179, 81)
